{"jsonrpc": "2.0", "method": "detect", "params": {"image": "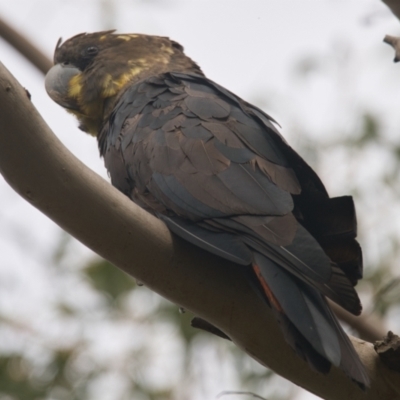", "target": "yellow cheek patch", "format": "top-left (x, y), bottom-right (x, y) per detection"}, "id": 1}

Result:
top-left (68, 74), bottom-right (83, 99)
top-left (101, 74), bottom-right (114, 96)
